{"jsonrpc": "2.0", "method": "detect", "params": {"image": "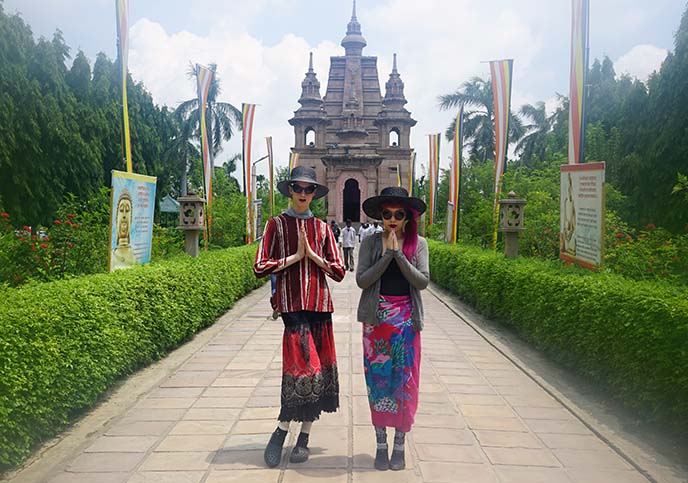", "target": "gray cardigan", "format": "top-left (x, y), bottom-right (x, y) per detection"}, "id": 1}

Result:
top-left (355, 232), bottom-right (429, 331)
